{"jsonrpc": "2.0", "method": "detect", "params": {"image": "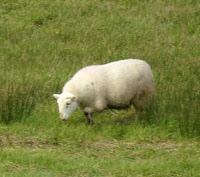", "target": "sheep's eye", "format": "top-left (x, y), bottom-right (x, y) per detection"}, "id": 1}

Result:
top-left (66, 102), bottom-right (70, 106)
